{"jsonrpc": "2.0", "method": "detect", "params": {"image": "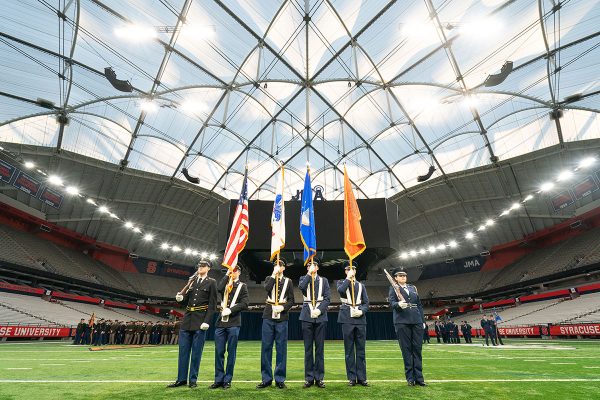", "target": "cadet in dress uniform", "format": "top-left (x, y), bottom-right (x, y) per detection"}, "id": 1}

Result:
top-left (171, 320), bottom-right (181, 345)
top-left (298, 258), bottom-right (330, 389)
top-left (210, 264), bottom-right (249, 390)
top-left (257, 259), bottom-right (295, 390)
top-left (337, 262), bottom-right (369, 387)
top-left (434, 321), bottom-right (442, 343)
top-left (481, 315), bottom-right (497, 346)
top-left (389, 268), bottom-right (427, 386)
top-left (167, 259), bottom-right (217, 389)
top-left (74, 319), bottom-right (86, 345)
